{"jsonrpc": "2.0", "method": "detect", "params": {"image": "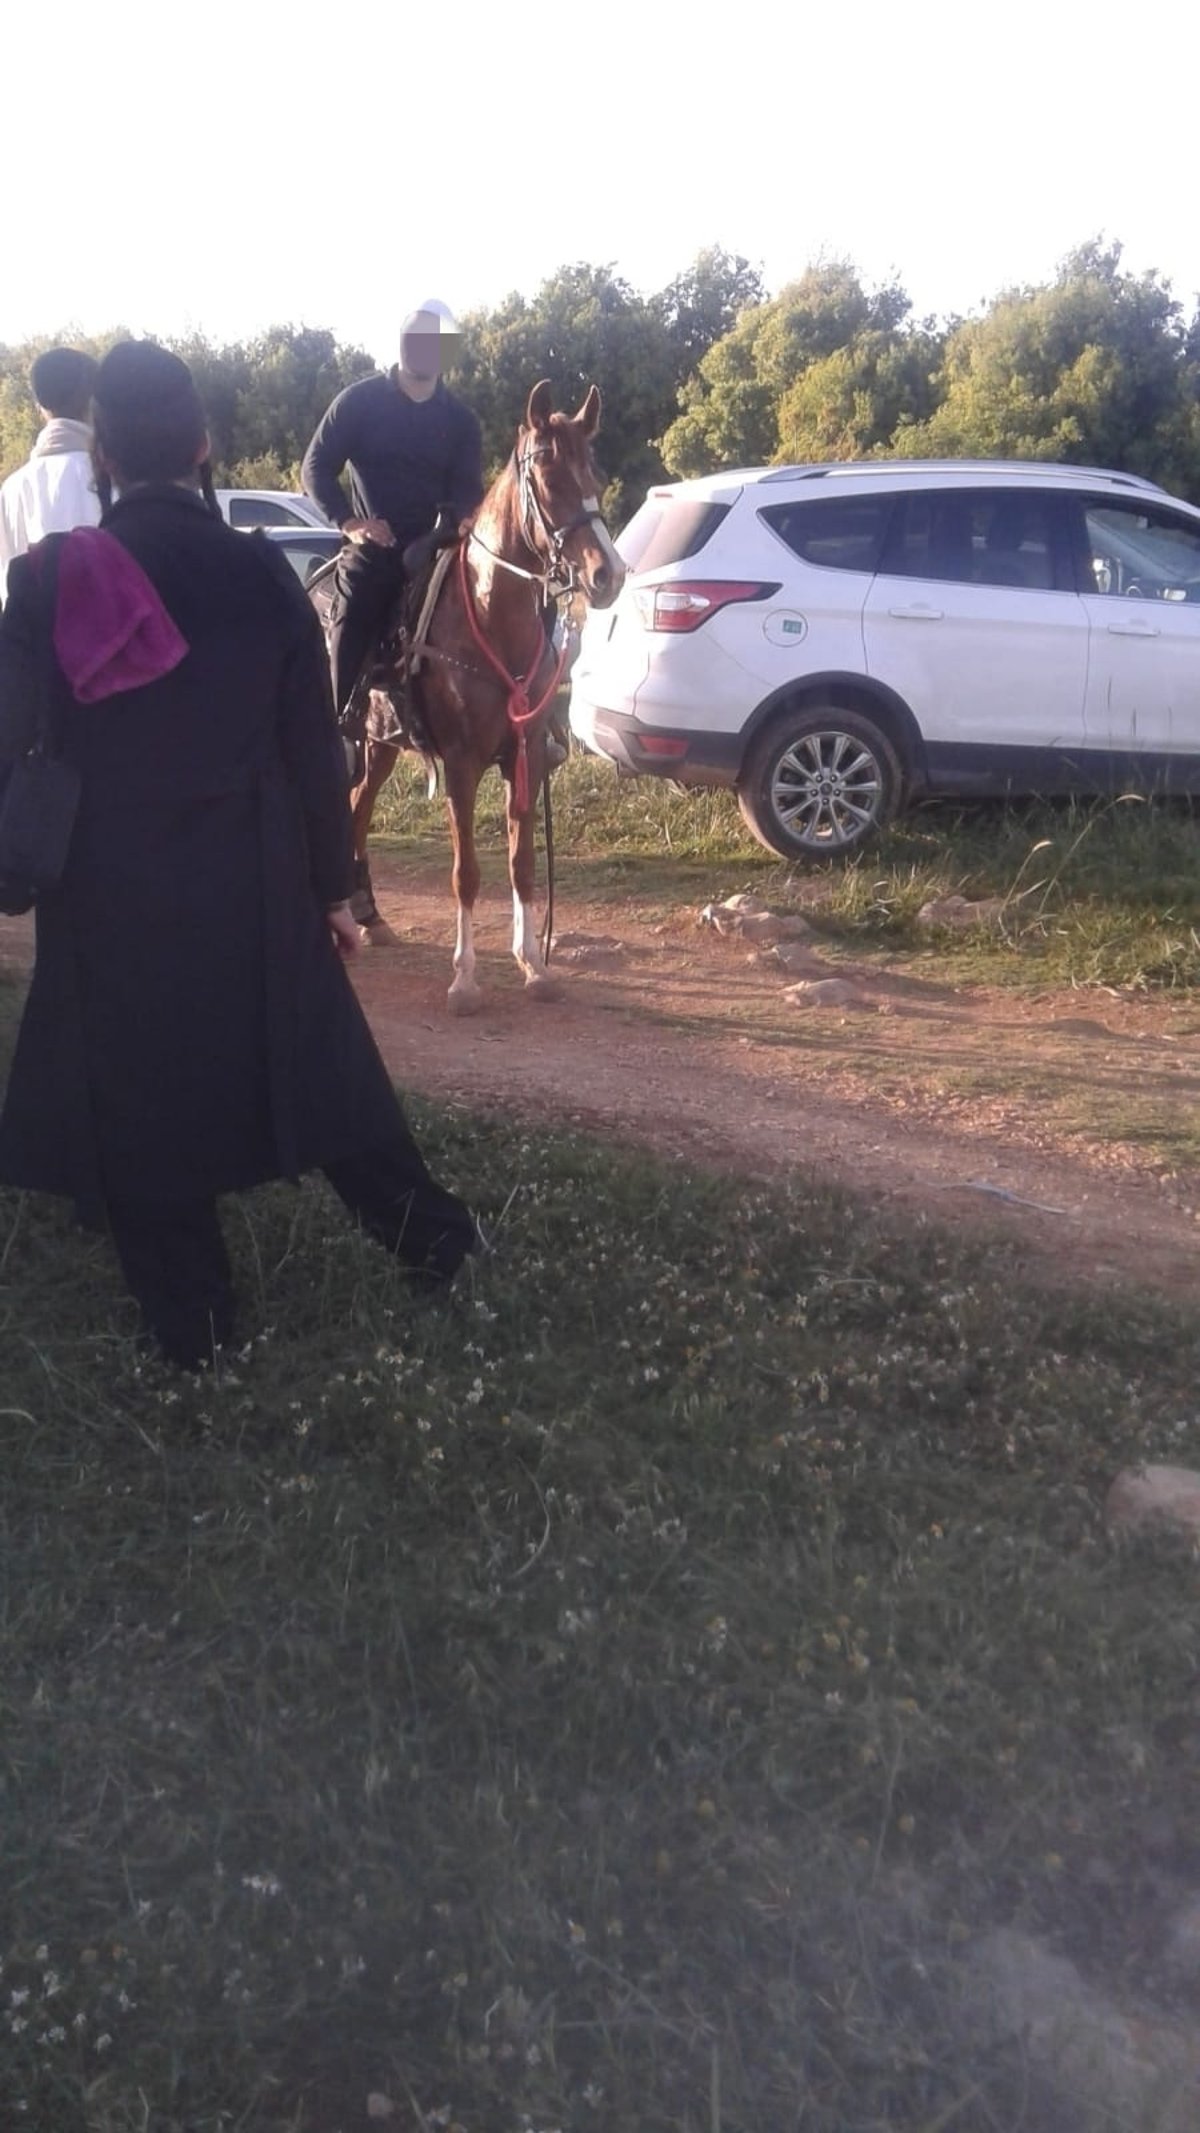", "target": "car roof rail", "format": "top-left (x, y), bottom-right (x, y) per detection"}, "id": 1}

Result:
top-left (755, 459), bottom-right (1168, 493)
